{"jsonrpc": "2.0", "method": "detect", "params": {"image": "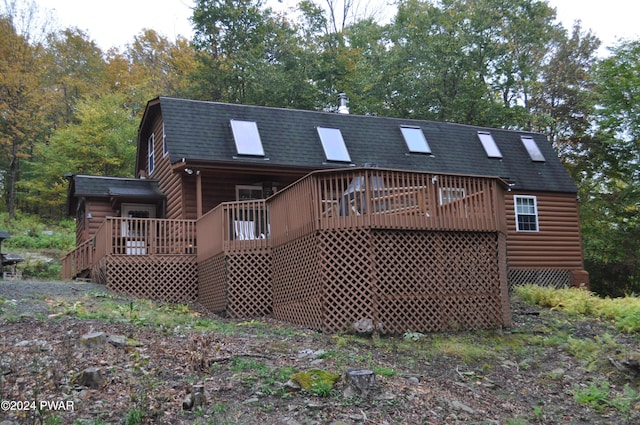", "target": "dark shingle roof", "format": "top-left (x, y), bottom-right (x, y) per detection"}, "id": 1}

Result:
top-left (72, 175), bottom-right (164, 198)
top-left (154, 97), bottom-right (576, 193)
top-left (67, 175), bottom-right (165, 216)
